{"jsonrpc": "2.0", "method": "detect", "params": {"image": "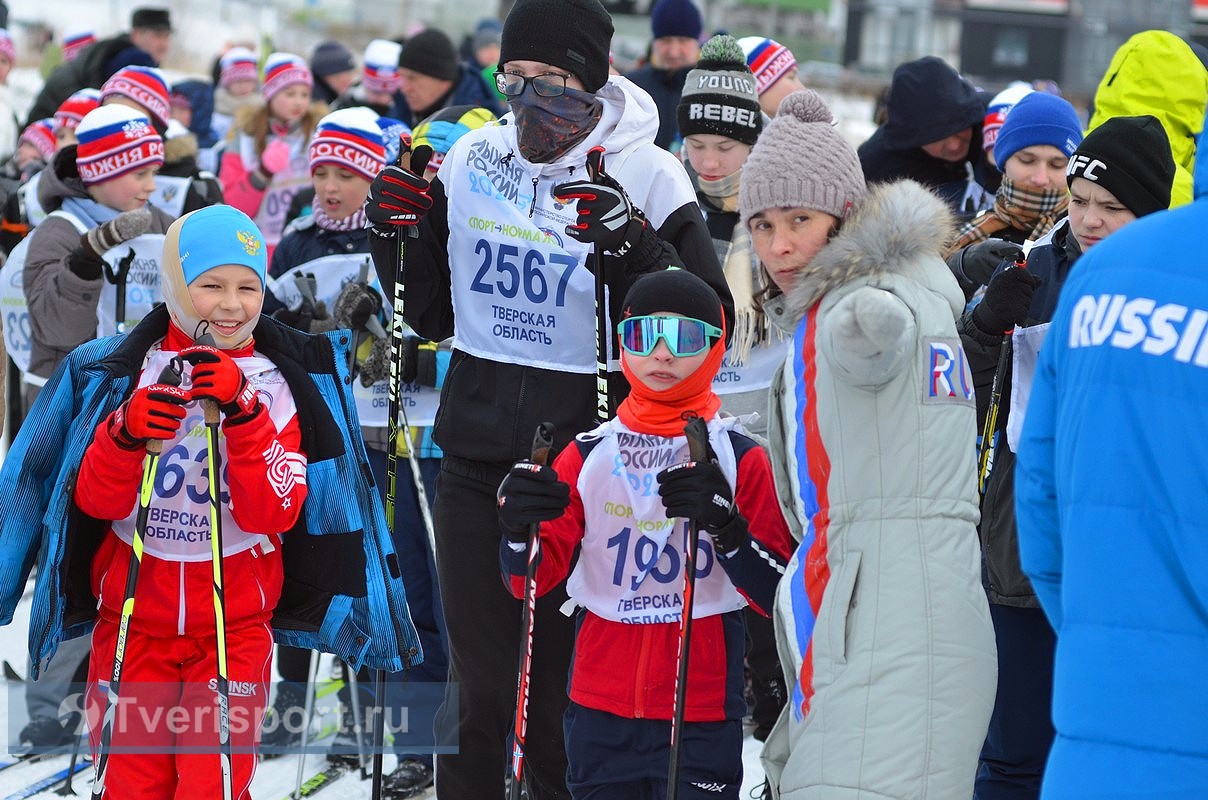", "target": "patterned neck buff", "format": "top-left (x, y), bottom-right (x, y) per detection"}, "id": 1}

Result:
top-left (509, 85), bottom-right (603, 164)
